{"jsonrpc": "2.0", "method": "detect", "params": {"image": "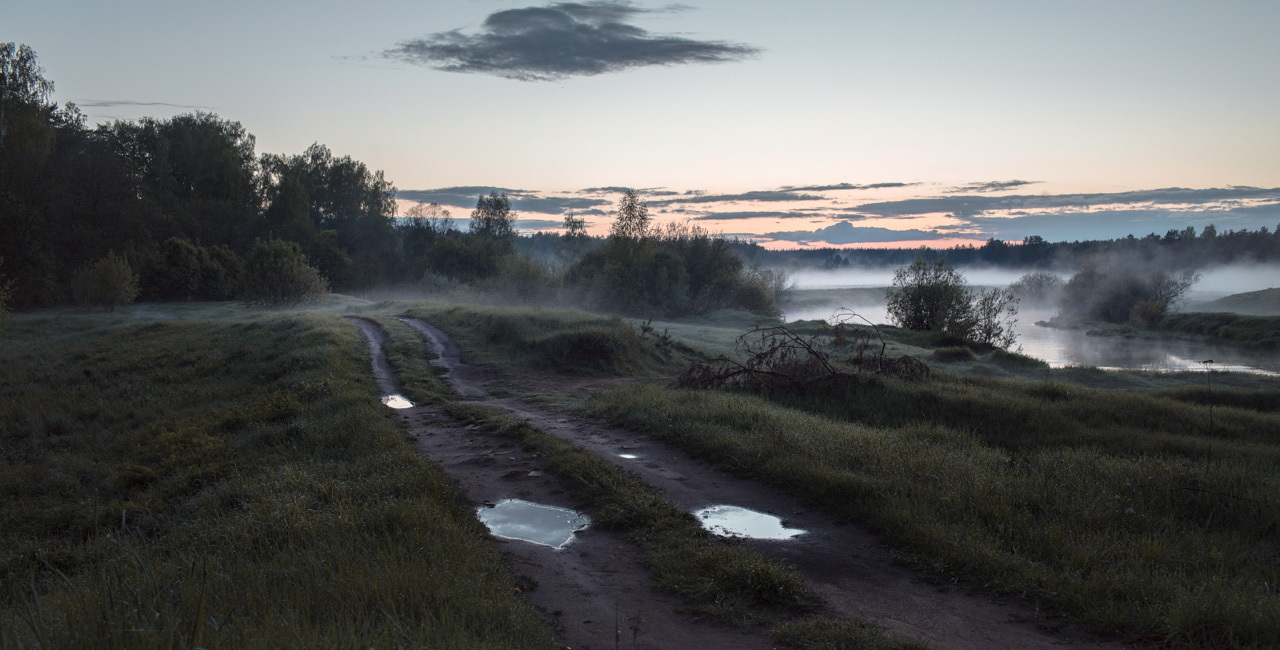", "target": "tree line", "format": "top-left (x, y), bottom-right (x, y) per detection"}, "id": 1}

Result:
top-left (755, 228), bottom-right (1280, 271)
top-left (0, 44), bottom-right (782, 317)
